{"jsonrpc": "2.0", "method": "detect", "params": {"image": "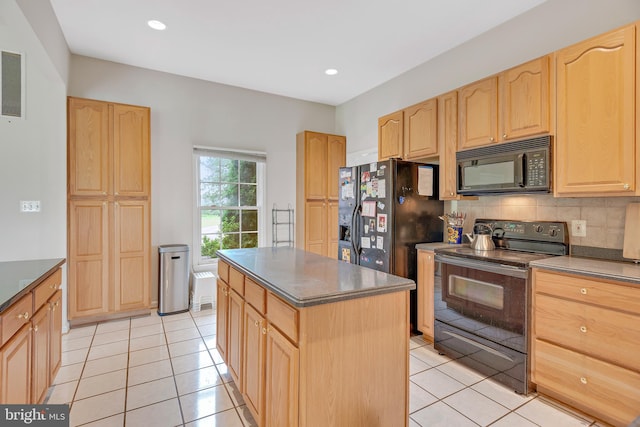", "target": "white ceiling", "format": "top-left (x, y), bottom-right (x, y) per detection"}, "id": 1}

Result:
top-left (49, 0), bottom-right (547, 106)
